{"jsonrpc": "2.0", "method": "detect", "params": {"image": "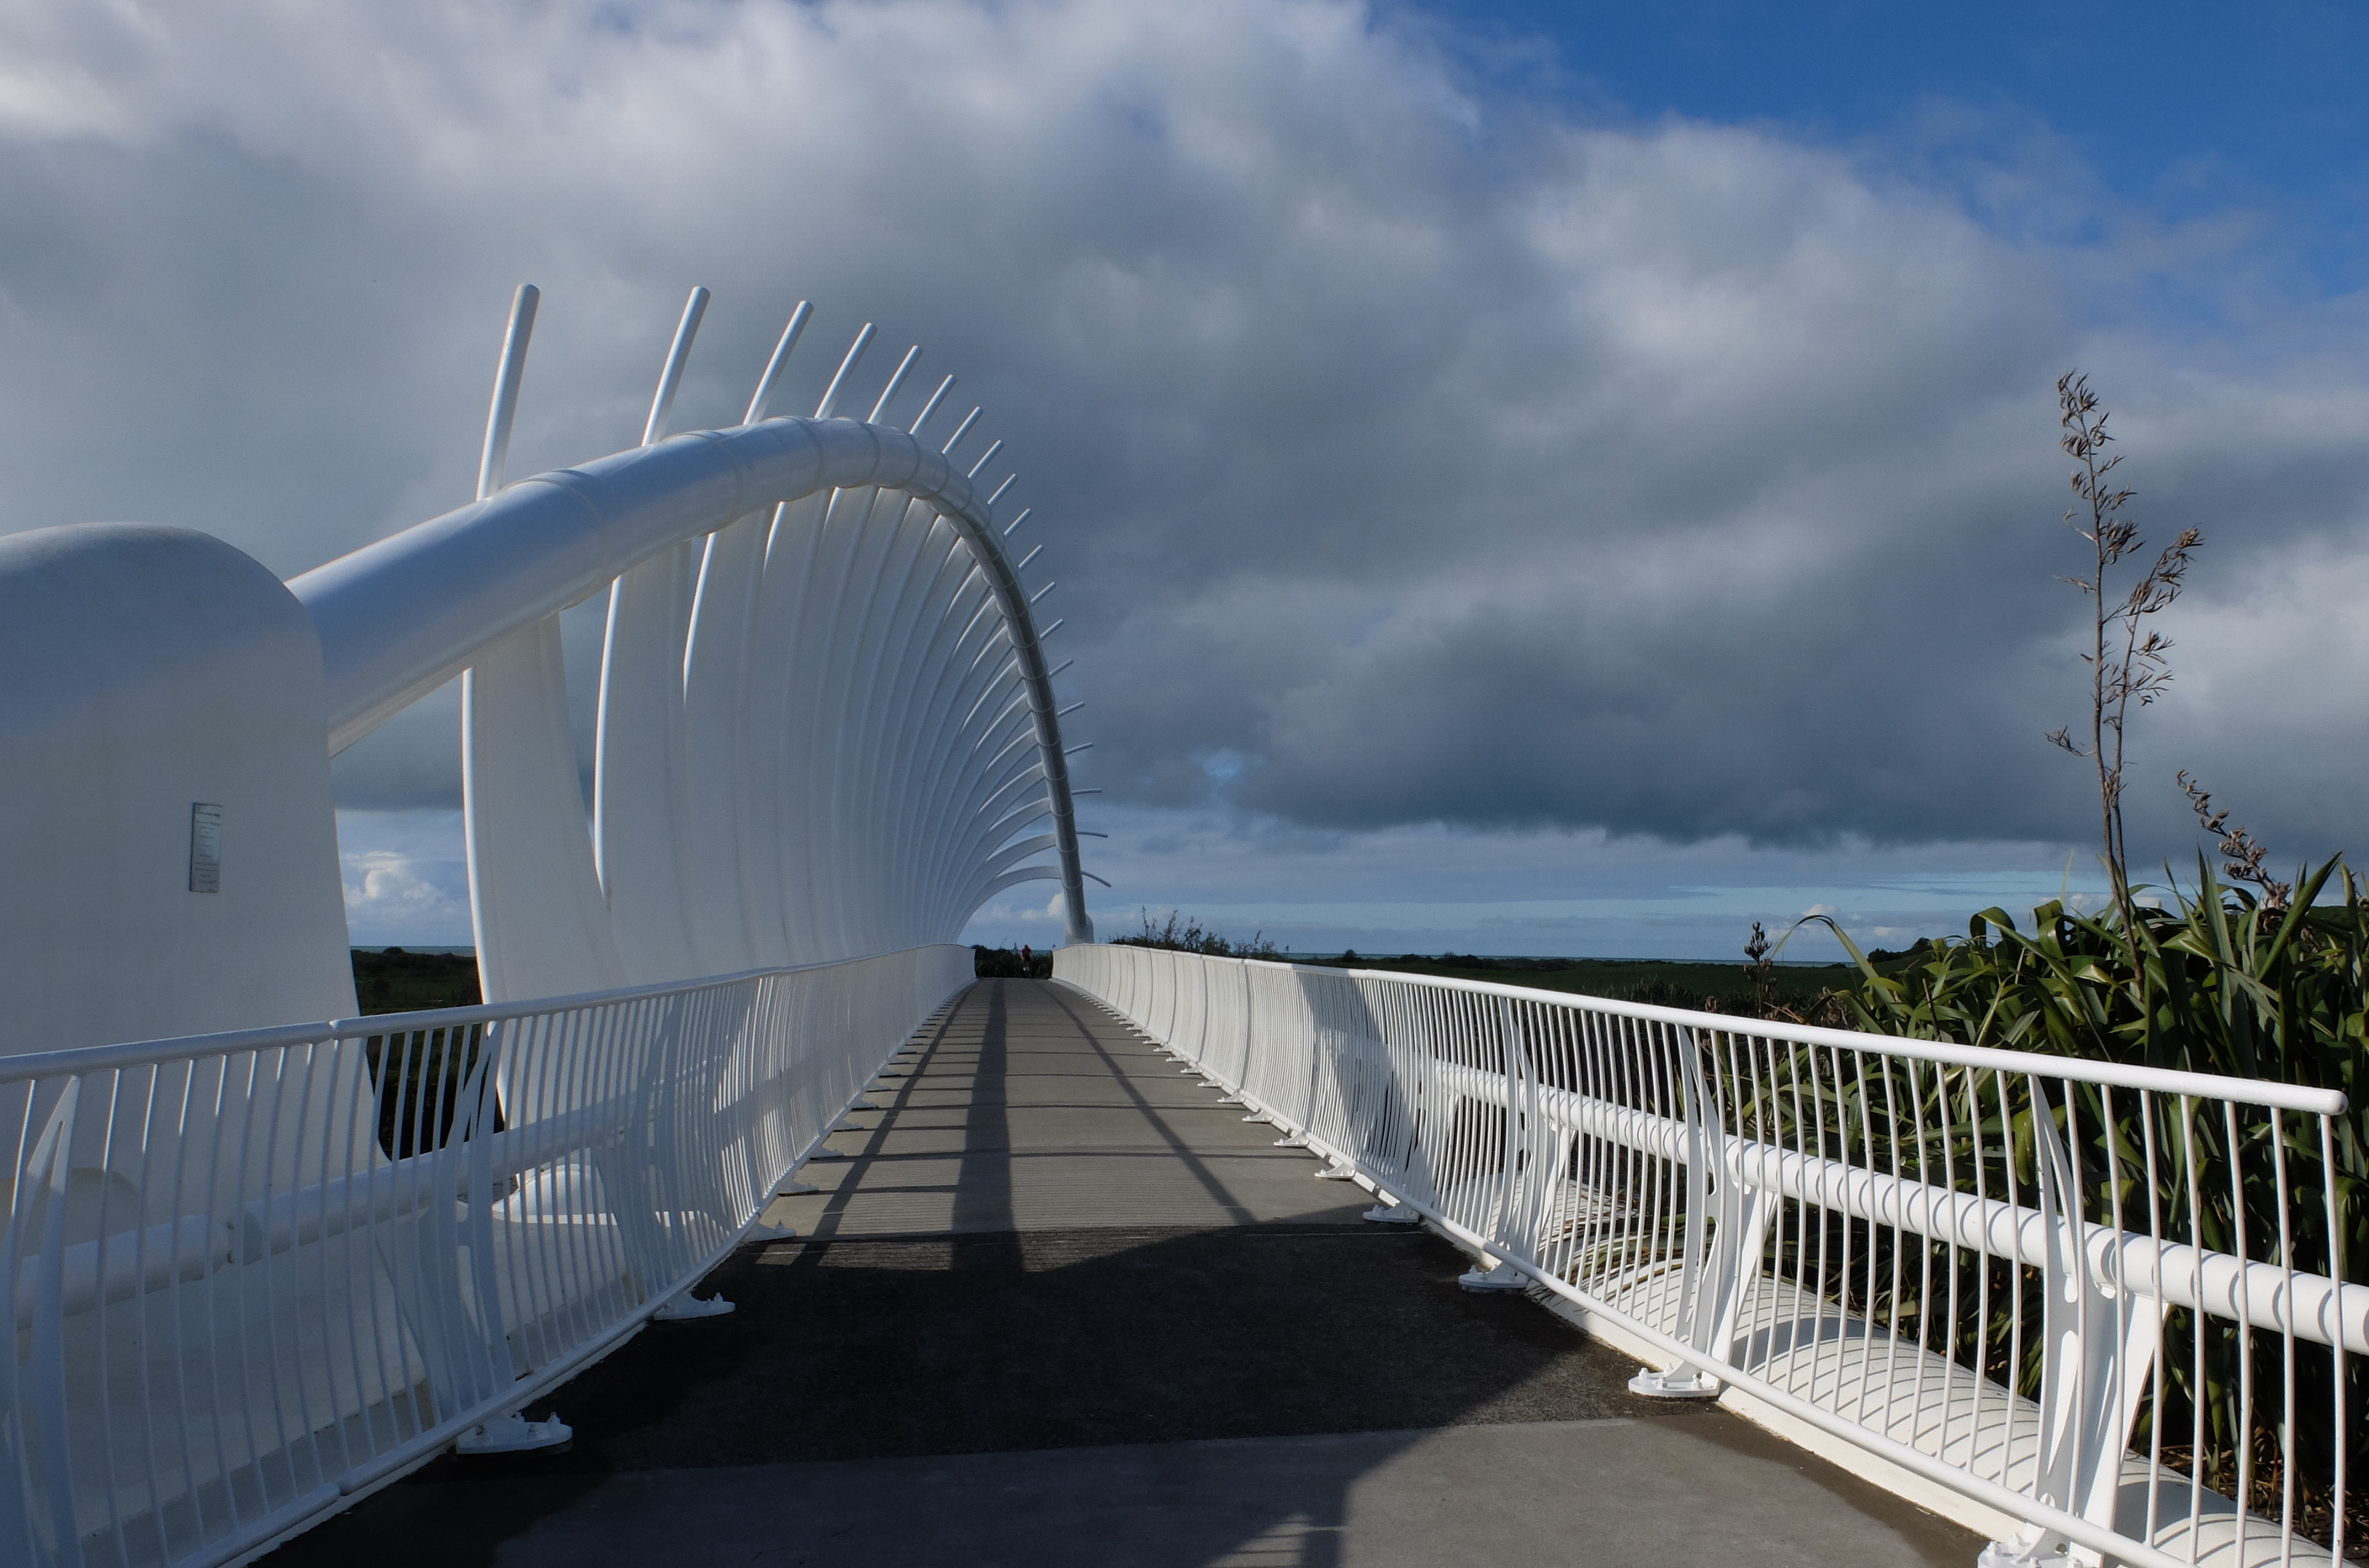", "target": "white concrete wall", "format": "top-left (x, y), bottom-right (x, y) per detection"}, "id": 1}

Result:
top-left (0, 523), bottom-right (356, 1057)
